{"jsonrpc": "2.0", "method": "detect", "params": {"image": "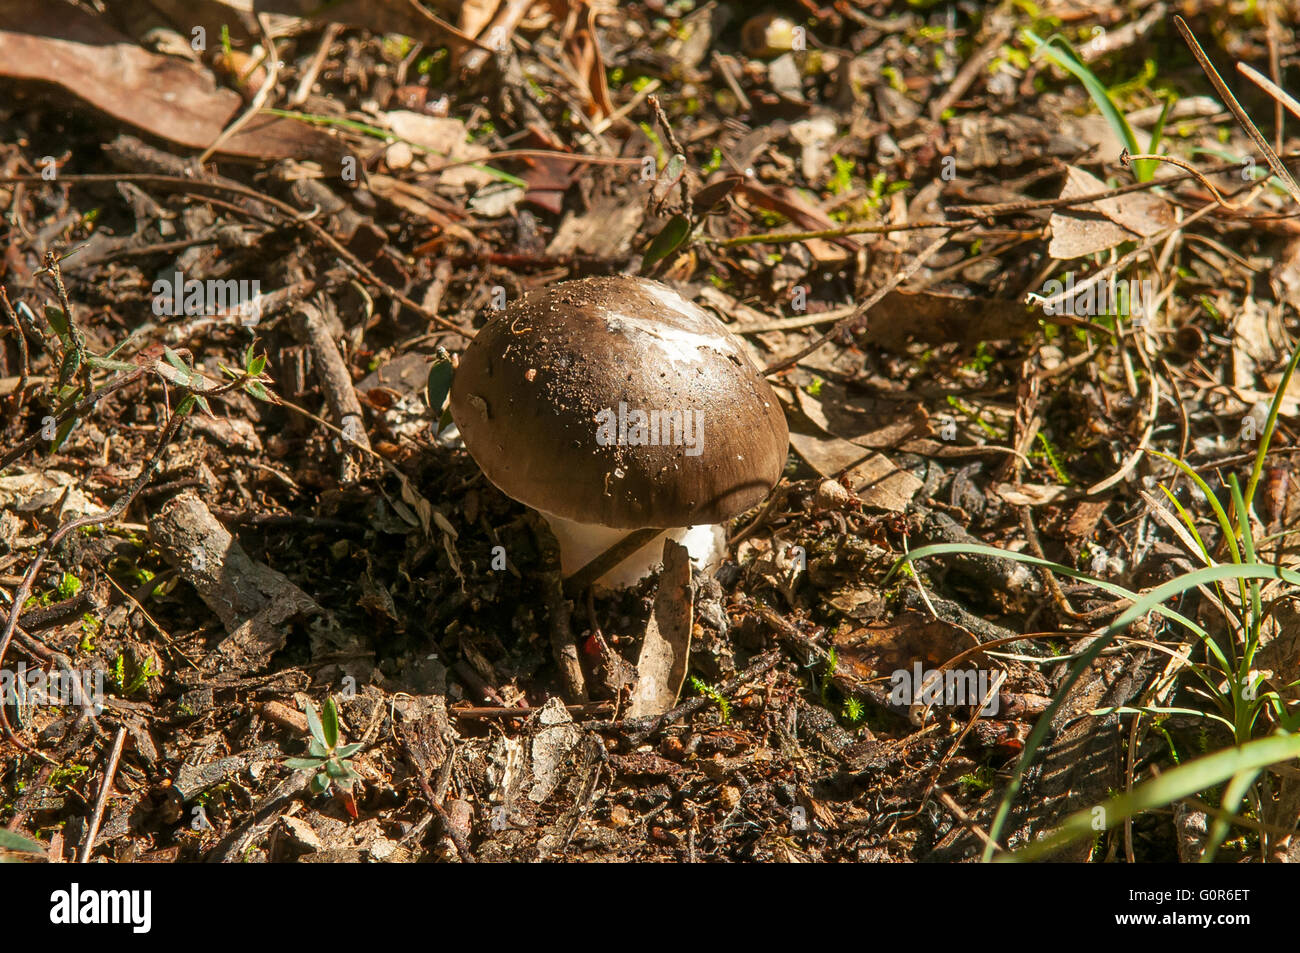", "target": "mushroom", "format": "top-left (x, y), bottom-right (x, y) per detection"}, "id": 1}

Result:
top-left (449, 275), bottom-right (788, 589)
